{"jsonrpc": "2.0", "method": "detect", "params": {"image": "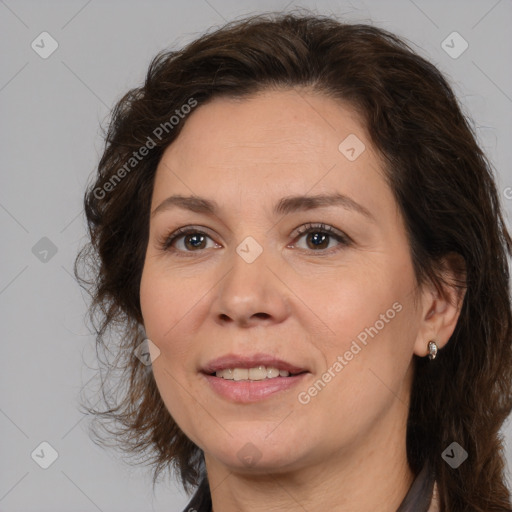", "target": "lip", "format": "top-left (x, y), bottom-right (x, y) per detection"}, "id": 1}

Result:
top-left (201, 353), bottom-right (308, 375)
top-left (201, 372), bottom-right (309, 403)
